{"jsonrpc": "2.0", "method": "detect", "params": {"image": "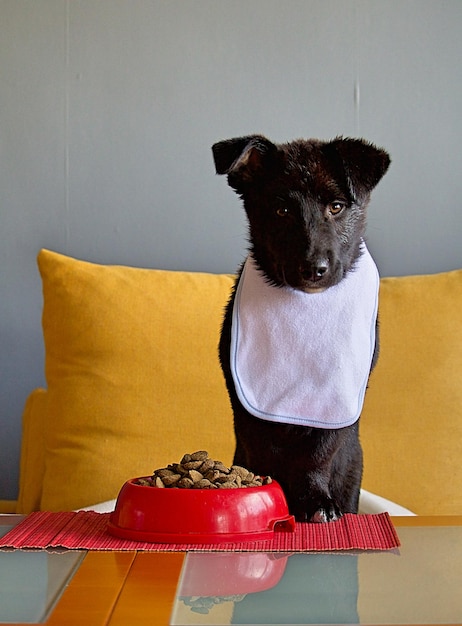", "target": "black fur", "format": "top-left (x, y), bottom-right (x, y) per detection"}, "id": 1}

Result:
top-left (213, 134), bottom-right (390, 522)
